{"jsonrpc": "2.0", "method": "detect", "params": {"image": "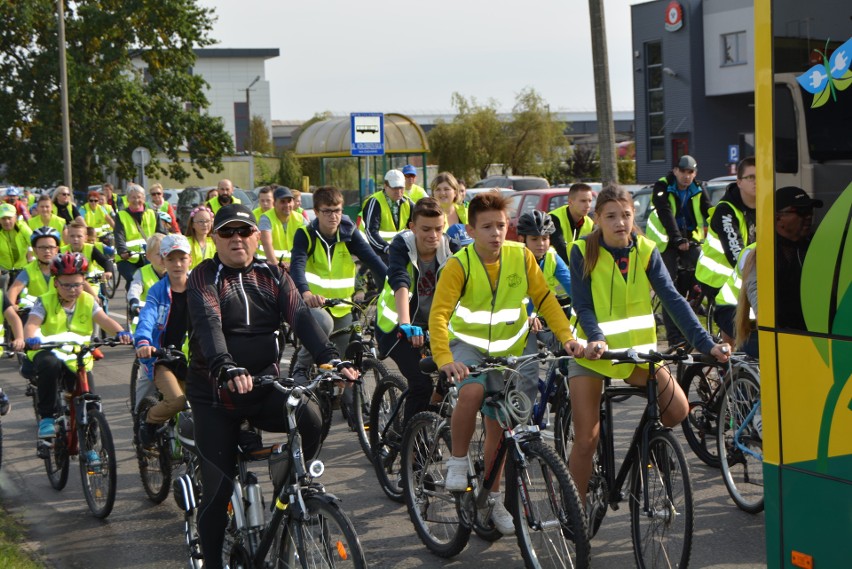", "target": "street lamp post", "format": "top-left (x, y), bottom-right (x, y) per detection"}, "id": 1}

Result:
top-left (245, 75), bottom-right (260, 190)
top-left (57, 0), bottom-right (72, 188)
